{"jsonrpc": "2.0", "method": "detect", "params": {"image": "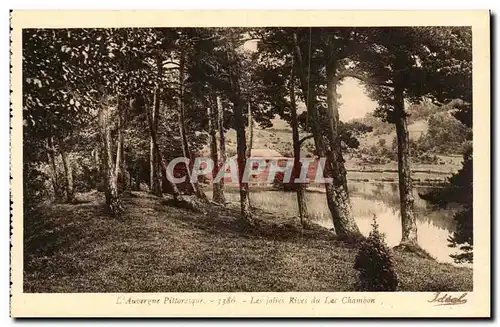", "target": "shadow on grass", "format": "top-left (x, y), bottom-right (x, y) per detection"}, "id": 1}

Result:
top-left (156, 195), bottom-right (345, 245)
top-left (23, 191), bottom-right (473, 293)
